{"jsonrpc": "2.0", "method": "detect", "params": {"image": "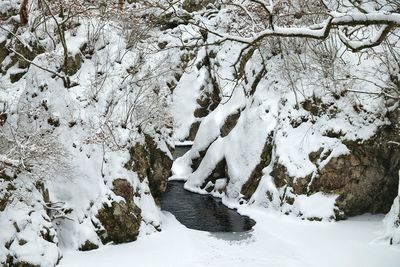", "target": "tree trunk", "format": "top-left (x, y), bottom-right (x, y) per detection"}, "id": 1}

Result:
top-left (118, 0), bottom-right (124, 11)
top-left (19, 0), bottom-right (29, 26)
